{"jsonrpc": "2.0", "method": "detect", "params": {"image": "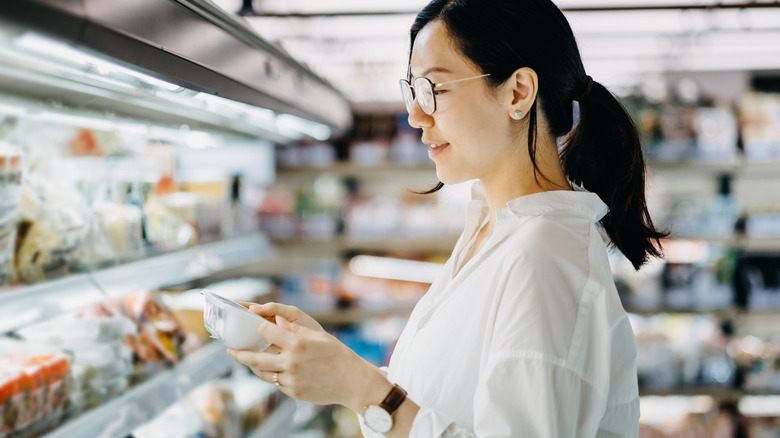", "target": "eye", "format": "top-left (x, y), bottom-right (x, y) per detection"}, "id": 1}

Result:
top-left (433, 89), bottom-right (447, 96)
